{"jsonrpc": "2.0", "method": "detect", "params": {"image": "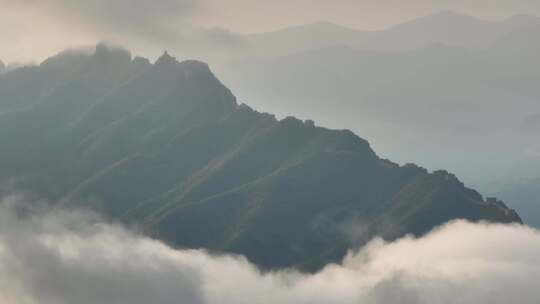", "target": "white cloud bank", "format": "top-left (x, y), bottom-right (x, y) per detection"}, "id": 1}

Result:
top-left (0, 196), bottom-right (539, 304)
